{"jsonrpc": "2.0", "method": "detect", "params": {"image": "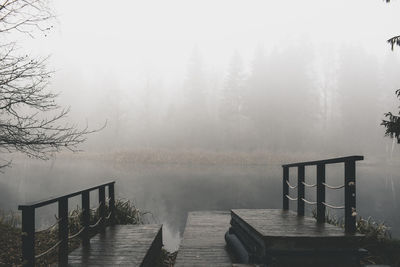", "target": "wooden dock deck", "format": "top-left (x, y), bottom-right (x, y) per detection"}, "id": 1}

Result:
top-left (67, 224), bottom-right (162, 266)
top-left (174, 211), bottom-right (259, 267)
top-left (174, 211), bottom-right (233, 267)
top-left (230, 209), bottom-right (363, 266)
top-left (175, 209), bottom-right (364, 266)
top-left (18, 156), bottom-right (366, 266)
